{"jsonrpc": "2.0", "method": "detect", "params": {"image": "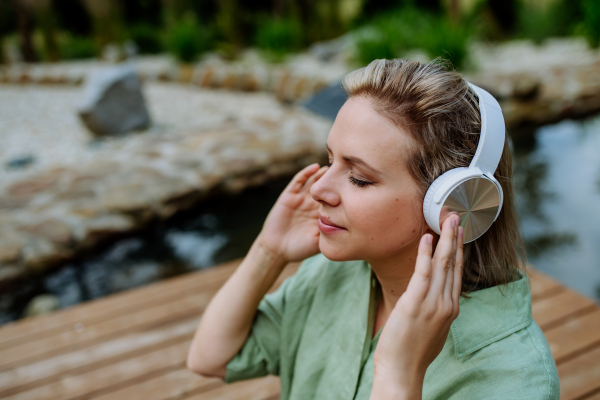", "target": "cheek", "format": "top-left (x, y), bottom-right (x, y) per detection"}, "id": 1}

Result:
top-left (346, 190), bottom-right (422, 244)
